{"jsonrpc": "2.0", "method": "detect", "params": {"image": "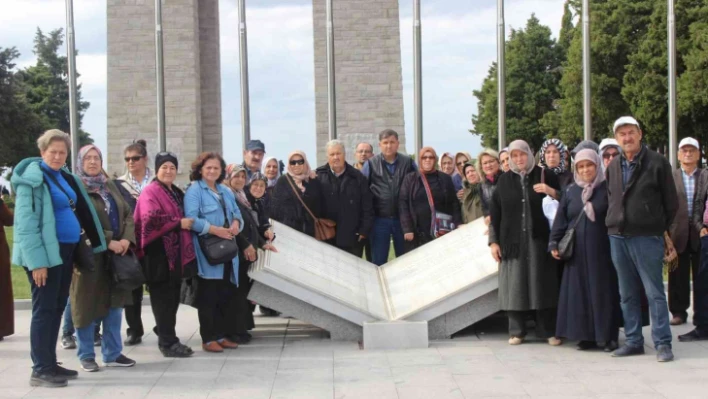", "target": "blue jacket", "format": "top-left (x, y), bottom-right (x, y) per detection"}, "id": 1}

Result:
top-left (11, 157), bottom-right (107, 271)
top-left (184, 180), bottom-right (244, 285)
